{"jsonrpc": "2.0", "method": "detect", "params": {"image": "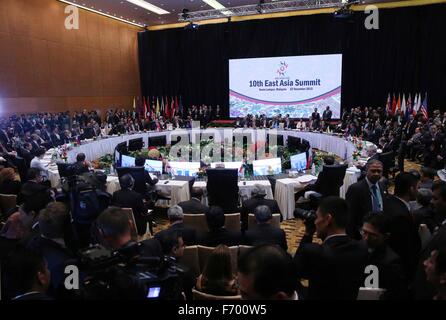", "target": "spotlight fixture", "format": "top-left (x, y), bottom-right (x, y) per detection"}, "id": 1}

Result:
top-left (184, 22), bottom-right (199, 30)
top-left (256, 0), bottom-right (265, 14)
